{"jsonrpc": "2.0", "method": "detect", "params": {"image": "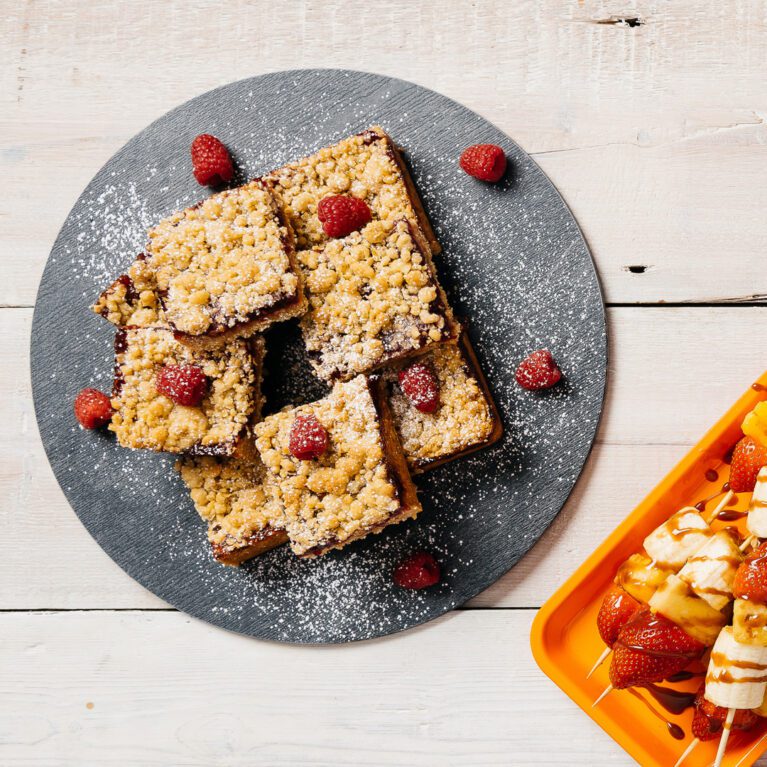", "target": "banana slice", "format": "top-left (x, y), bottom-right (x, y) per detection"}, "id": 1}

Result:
top-left (678, 529), bottom-right (743, 610)
top-left (643, 508), bottom-right (711, 571)
top-left (705, 626), bottom-right (767, 710)
top-left (747, 467), bottom-right (767, 539)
